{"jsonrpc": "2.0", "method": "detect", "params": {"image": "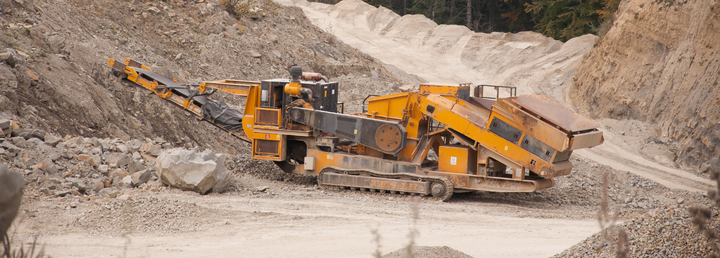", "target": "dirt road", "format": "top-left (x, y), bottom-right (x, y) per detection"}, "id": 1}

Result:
top-left (22, 185), bottom-right (598, 258)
